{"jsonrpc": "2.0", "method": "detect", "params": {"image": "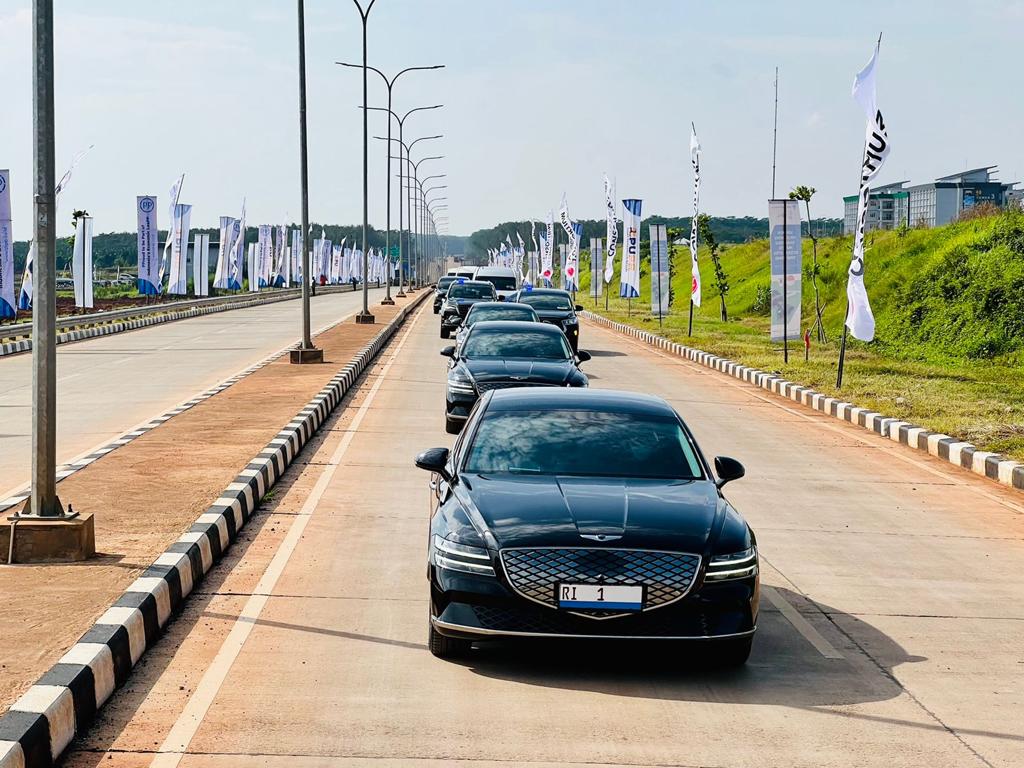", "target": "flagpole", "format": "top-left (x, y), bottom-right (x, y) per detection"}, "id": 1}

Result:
top-left (837, 140), bottom-right (867, 389)
top-left (771, 66), bottom-right (779, 199)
